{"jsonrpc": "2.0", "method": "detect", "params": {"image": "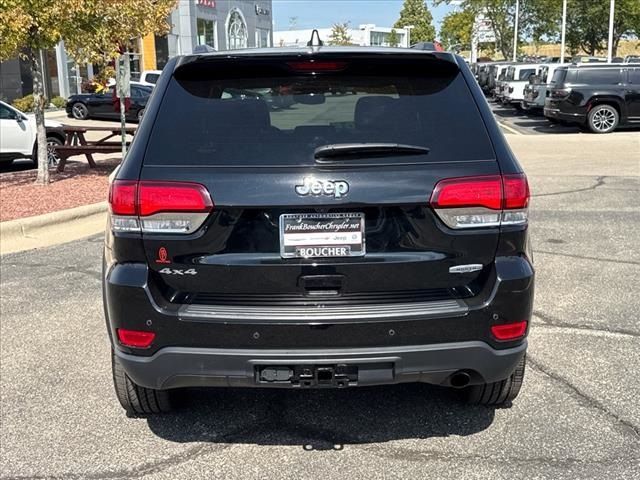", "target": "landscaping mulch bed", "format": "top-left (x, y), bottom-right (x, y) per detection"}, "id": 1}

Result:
top-left (0, 158), bottom-right (120, 222)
